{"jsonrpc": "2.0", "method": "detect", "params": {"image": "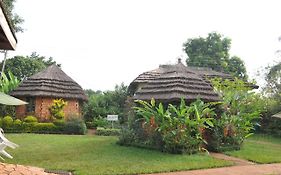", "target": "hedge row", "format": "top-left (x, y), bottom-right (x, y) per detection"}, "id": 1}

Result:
top-left (0, 116), bottom-right (87, 135)
top-left (95, 127), bottom-right (120, 136)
